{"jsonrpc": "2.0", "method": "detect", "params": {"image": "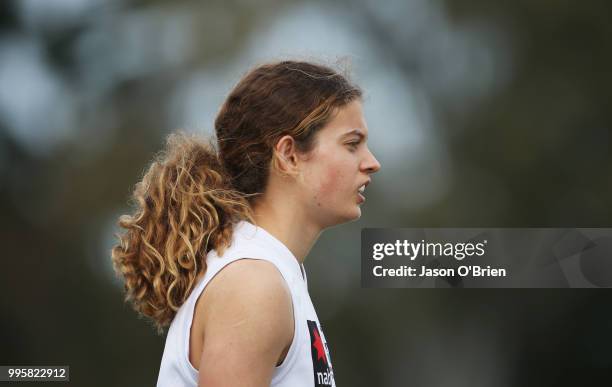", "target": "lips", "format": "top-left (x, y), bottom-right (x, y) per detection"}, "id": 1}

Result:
top-left (356, 181), bottom-right (369, 204)
top-left (357, 191), bottom-right (366, 203)
top-left (356, 179), bottom-right (371, 200)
